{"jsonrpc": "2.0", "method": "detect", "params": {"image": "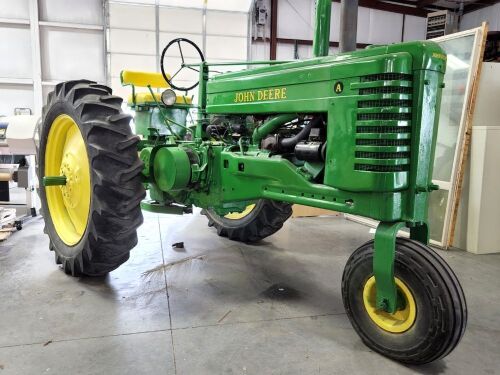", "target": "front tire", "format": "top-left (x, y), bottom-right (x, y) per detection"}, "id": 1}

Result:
top-left (202, 199), bottom-right (292, 243)
top-left (342, 238), bottom-right (467, 364)
top-left (39, 80), bottom-right (145, 276)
